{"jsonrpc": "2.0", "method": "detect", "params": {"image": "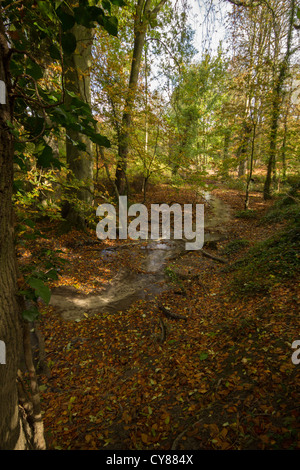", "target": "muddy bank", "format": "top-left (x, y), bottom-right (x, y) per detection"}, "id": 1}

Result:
top-left (49, 193), bottom-right (232, 320)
